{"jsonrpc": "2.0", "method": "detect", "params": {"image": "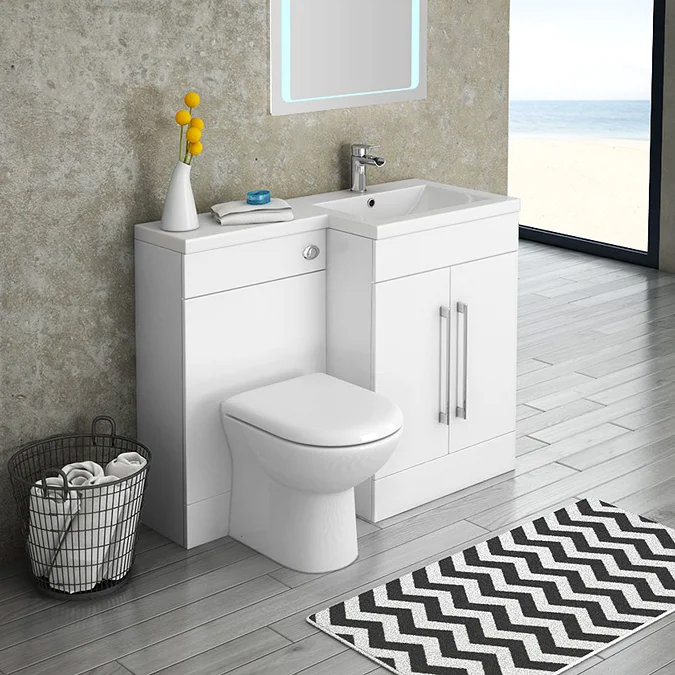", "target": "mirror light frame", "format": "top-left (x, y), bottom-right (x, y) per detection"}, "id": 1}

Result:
top-left (270, 0), bottom-right (427, 116)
